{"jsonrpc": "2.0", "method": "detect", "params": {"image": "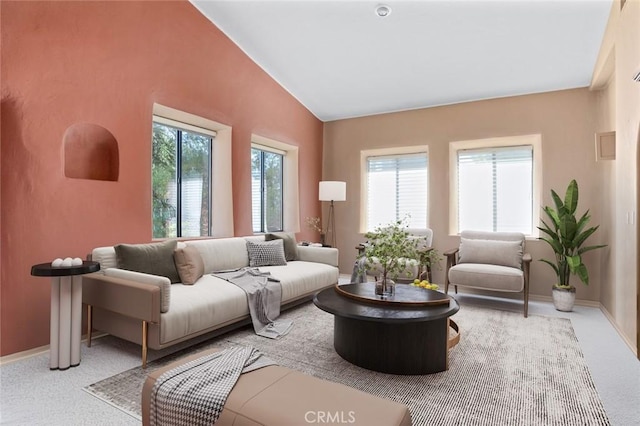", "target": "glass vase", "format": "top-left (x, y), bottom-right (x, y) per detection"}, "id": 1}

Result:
top-left (375, 277), bottom-right (395, 297)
